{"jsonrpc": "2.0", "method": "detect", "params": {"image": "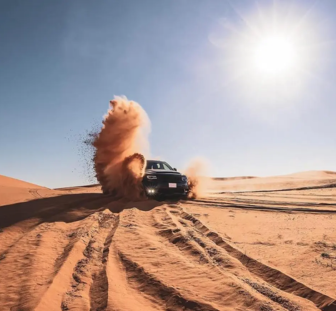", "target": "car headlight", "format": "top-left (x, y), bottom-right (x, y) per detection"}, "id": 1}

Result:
top-left (147, 175), bottom-right (157, 180)
top-left (182, 176), bottom-right (188, 182)
top-left (146, 188), bottom-right (156, 194)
